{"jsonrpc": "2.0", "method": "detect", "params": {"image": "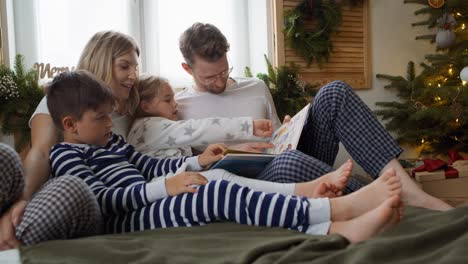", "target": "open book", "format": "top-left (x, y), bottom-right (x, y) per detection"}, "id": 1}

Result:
top-left (210, 104), bottom-right (311, 178)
